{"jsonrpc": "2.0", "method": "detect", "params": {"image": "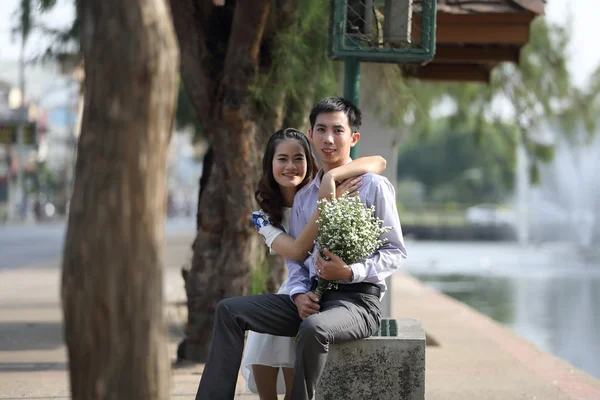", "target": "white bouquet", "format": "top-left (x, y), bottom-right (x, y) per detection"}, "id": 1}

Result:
top-left (312, 192), bottom-right (392, 299)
